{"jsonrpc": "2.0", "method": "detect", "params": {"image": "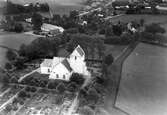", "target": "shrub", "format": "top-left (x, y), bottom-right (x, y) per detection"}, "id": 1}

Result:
top-left (56, 83), bottom-right (66, 93)
top-left (141, 32), bottom-right (155, 41)
top-left (6, 50), bottom-right (17, 61)
top-left (14, 23), bottom-right (24, 33)
top-left (18, 91), bottom-right (27, 98)
top-left (5, 104), bottom-right (13, 112)
top-left (48, 81), bottom-right (56, 89)
top-left (70, 73), bottom-right (85, 85)
top-left (67, 82), bottom-right (78, 92)
top-left (104, 54), bottom-right (114, 65)
top-left (5, 62), bottom-right (12, 70)
top-left (145, 23), bottom-right (166, 34)
top-left (10, 77), bottom-right (18, 83)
